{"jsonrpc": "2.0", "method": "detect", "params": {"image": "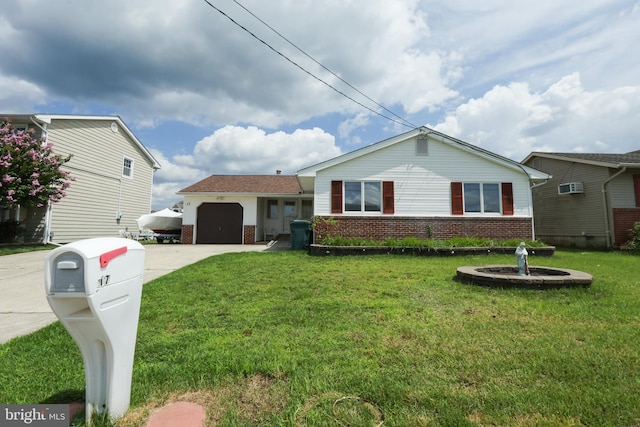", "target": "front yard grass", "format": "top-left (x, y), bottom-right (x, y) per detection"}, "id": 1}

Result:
top-left (1, 249), bottom-right (639, 426)
top-left (0, 244), bottom-right (56, 256)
